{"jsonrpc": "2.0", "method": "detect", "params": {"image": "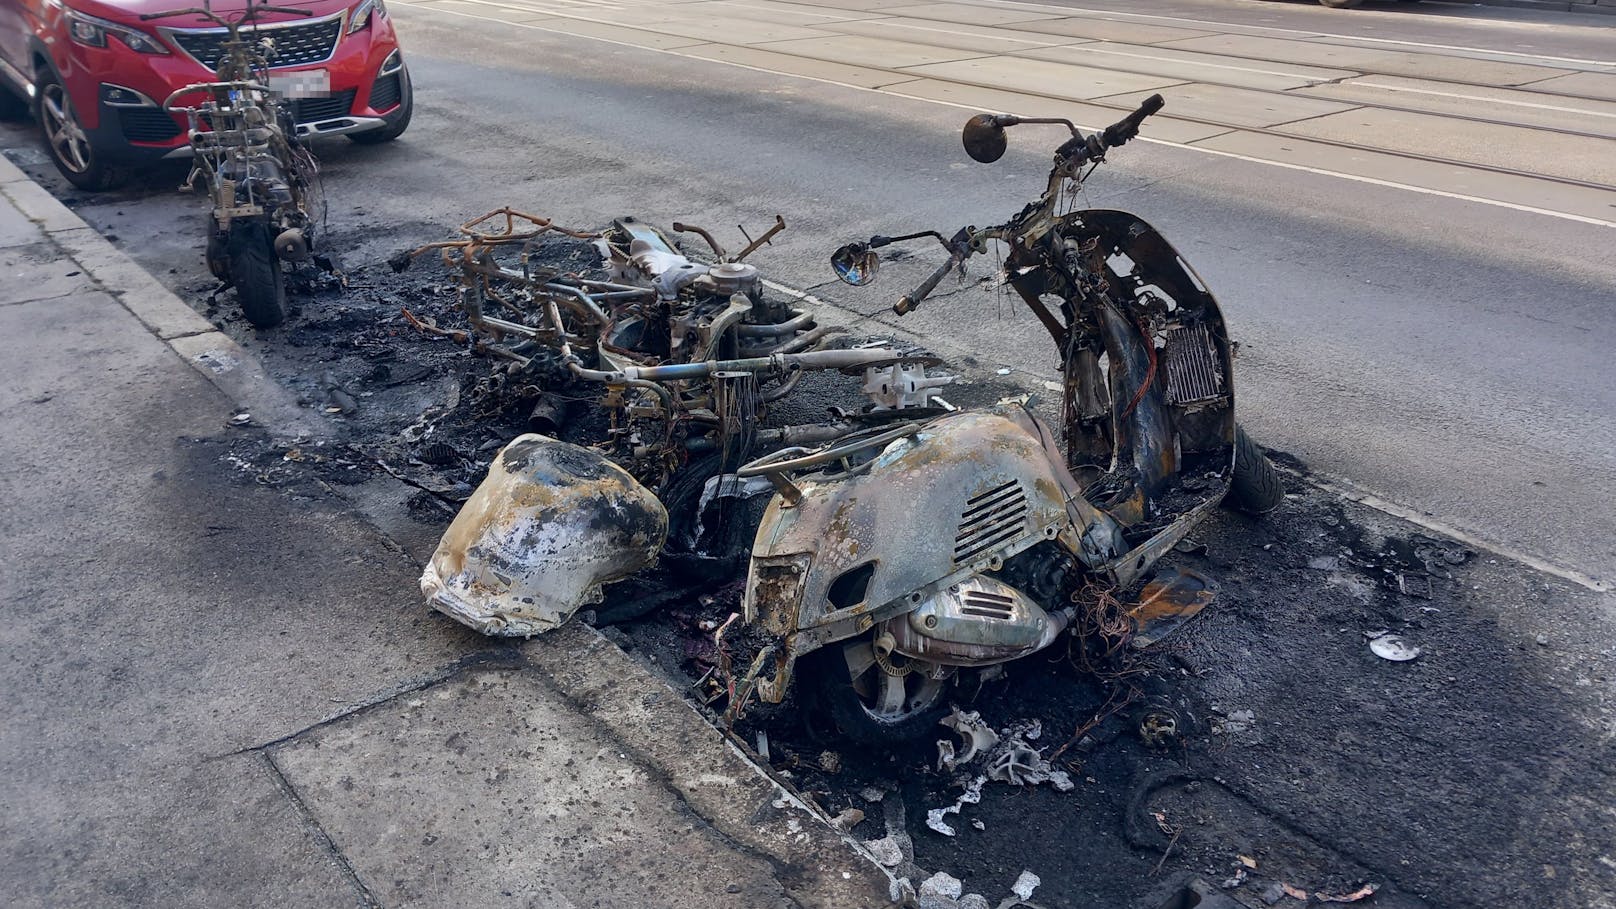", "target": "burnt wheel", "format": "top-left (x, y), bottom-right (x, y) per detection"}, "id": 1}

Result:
top-left (1226, 424), bottom-right (1285, 515)
top-left (803, 637), bottom-right (951, 745)
top-left (226, 221), bottom-right (286, 328)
